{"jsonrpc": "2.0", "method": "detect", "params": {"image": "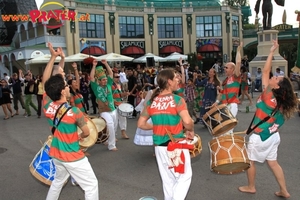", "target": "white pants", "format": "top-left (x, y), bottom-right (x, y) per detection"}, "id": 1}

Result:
top-left (46, 157), bottom-right (98, 200)
top-left (116, 112), bottom-right (127, 131)
top-left (101, 109), bottom-right (117, 150)
top-left (225, 103), bottom-right (238, 135)
top-left (155, 146), bottom-right (192, 200)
